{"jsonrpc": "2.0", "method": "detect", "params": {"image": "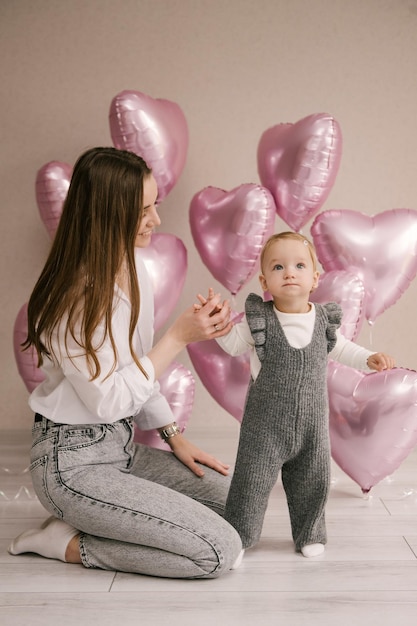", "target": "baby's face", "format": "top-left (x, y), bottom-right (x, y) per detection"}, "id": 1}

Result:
top-left (259, 239), bottom-right (319, 310)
